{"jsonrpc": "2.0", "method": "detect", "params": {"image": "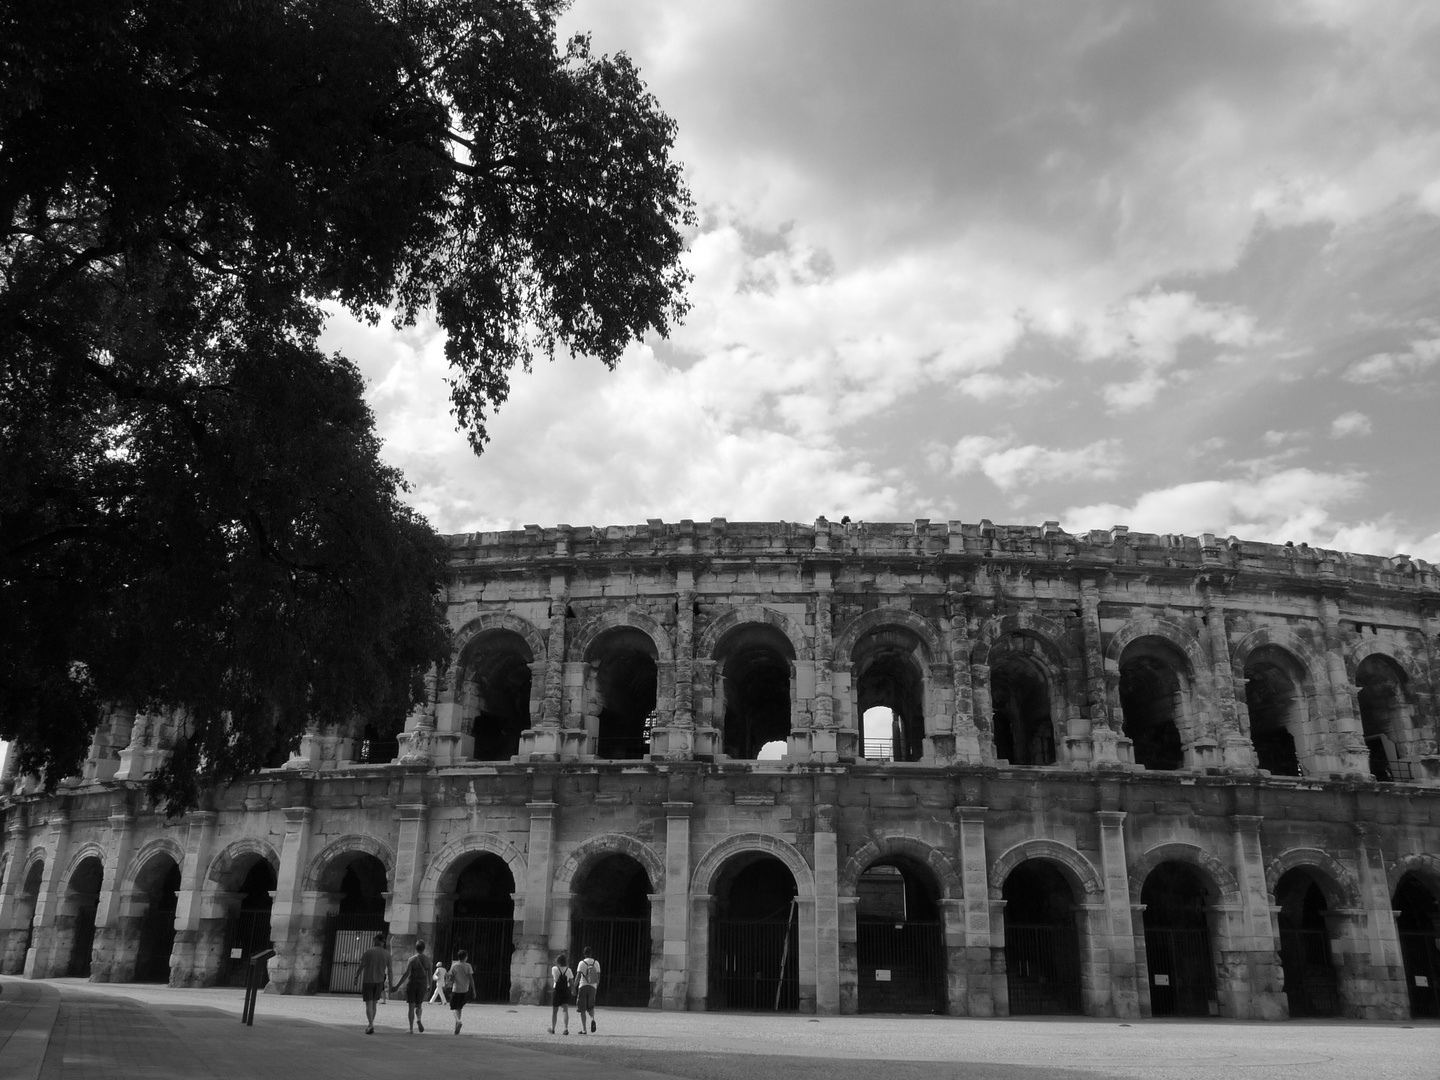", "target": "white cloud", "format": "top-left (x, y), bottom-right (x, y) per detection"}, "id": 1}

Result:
top-left (949, 434), bottom-right (1122, 492)
top-left (1341, 338), bottom-right (1440, 385)
top-left (1329, 410), bottom-right (1372, 438)
top-left (953, 372), bottom-right (1057, 402)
